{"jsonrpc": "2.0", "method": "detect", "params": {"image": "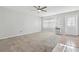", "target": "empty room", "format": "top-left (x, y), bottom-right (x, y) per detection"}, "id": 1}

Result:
top-left (0, 6), bottom-right (79, 52)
